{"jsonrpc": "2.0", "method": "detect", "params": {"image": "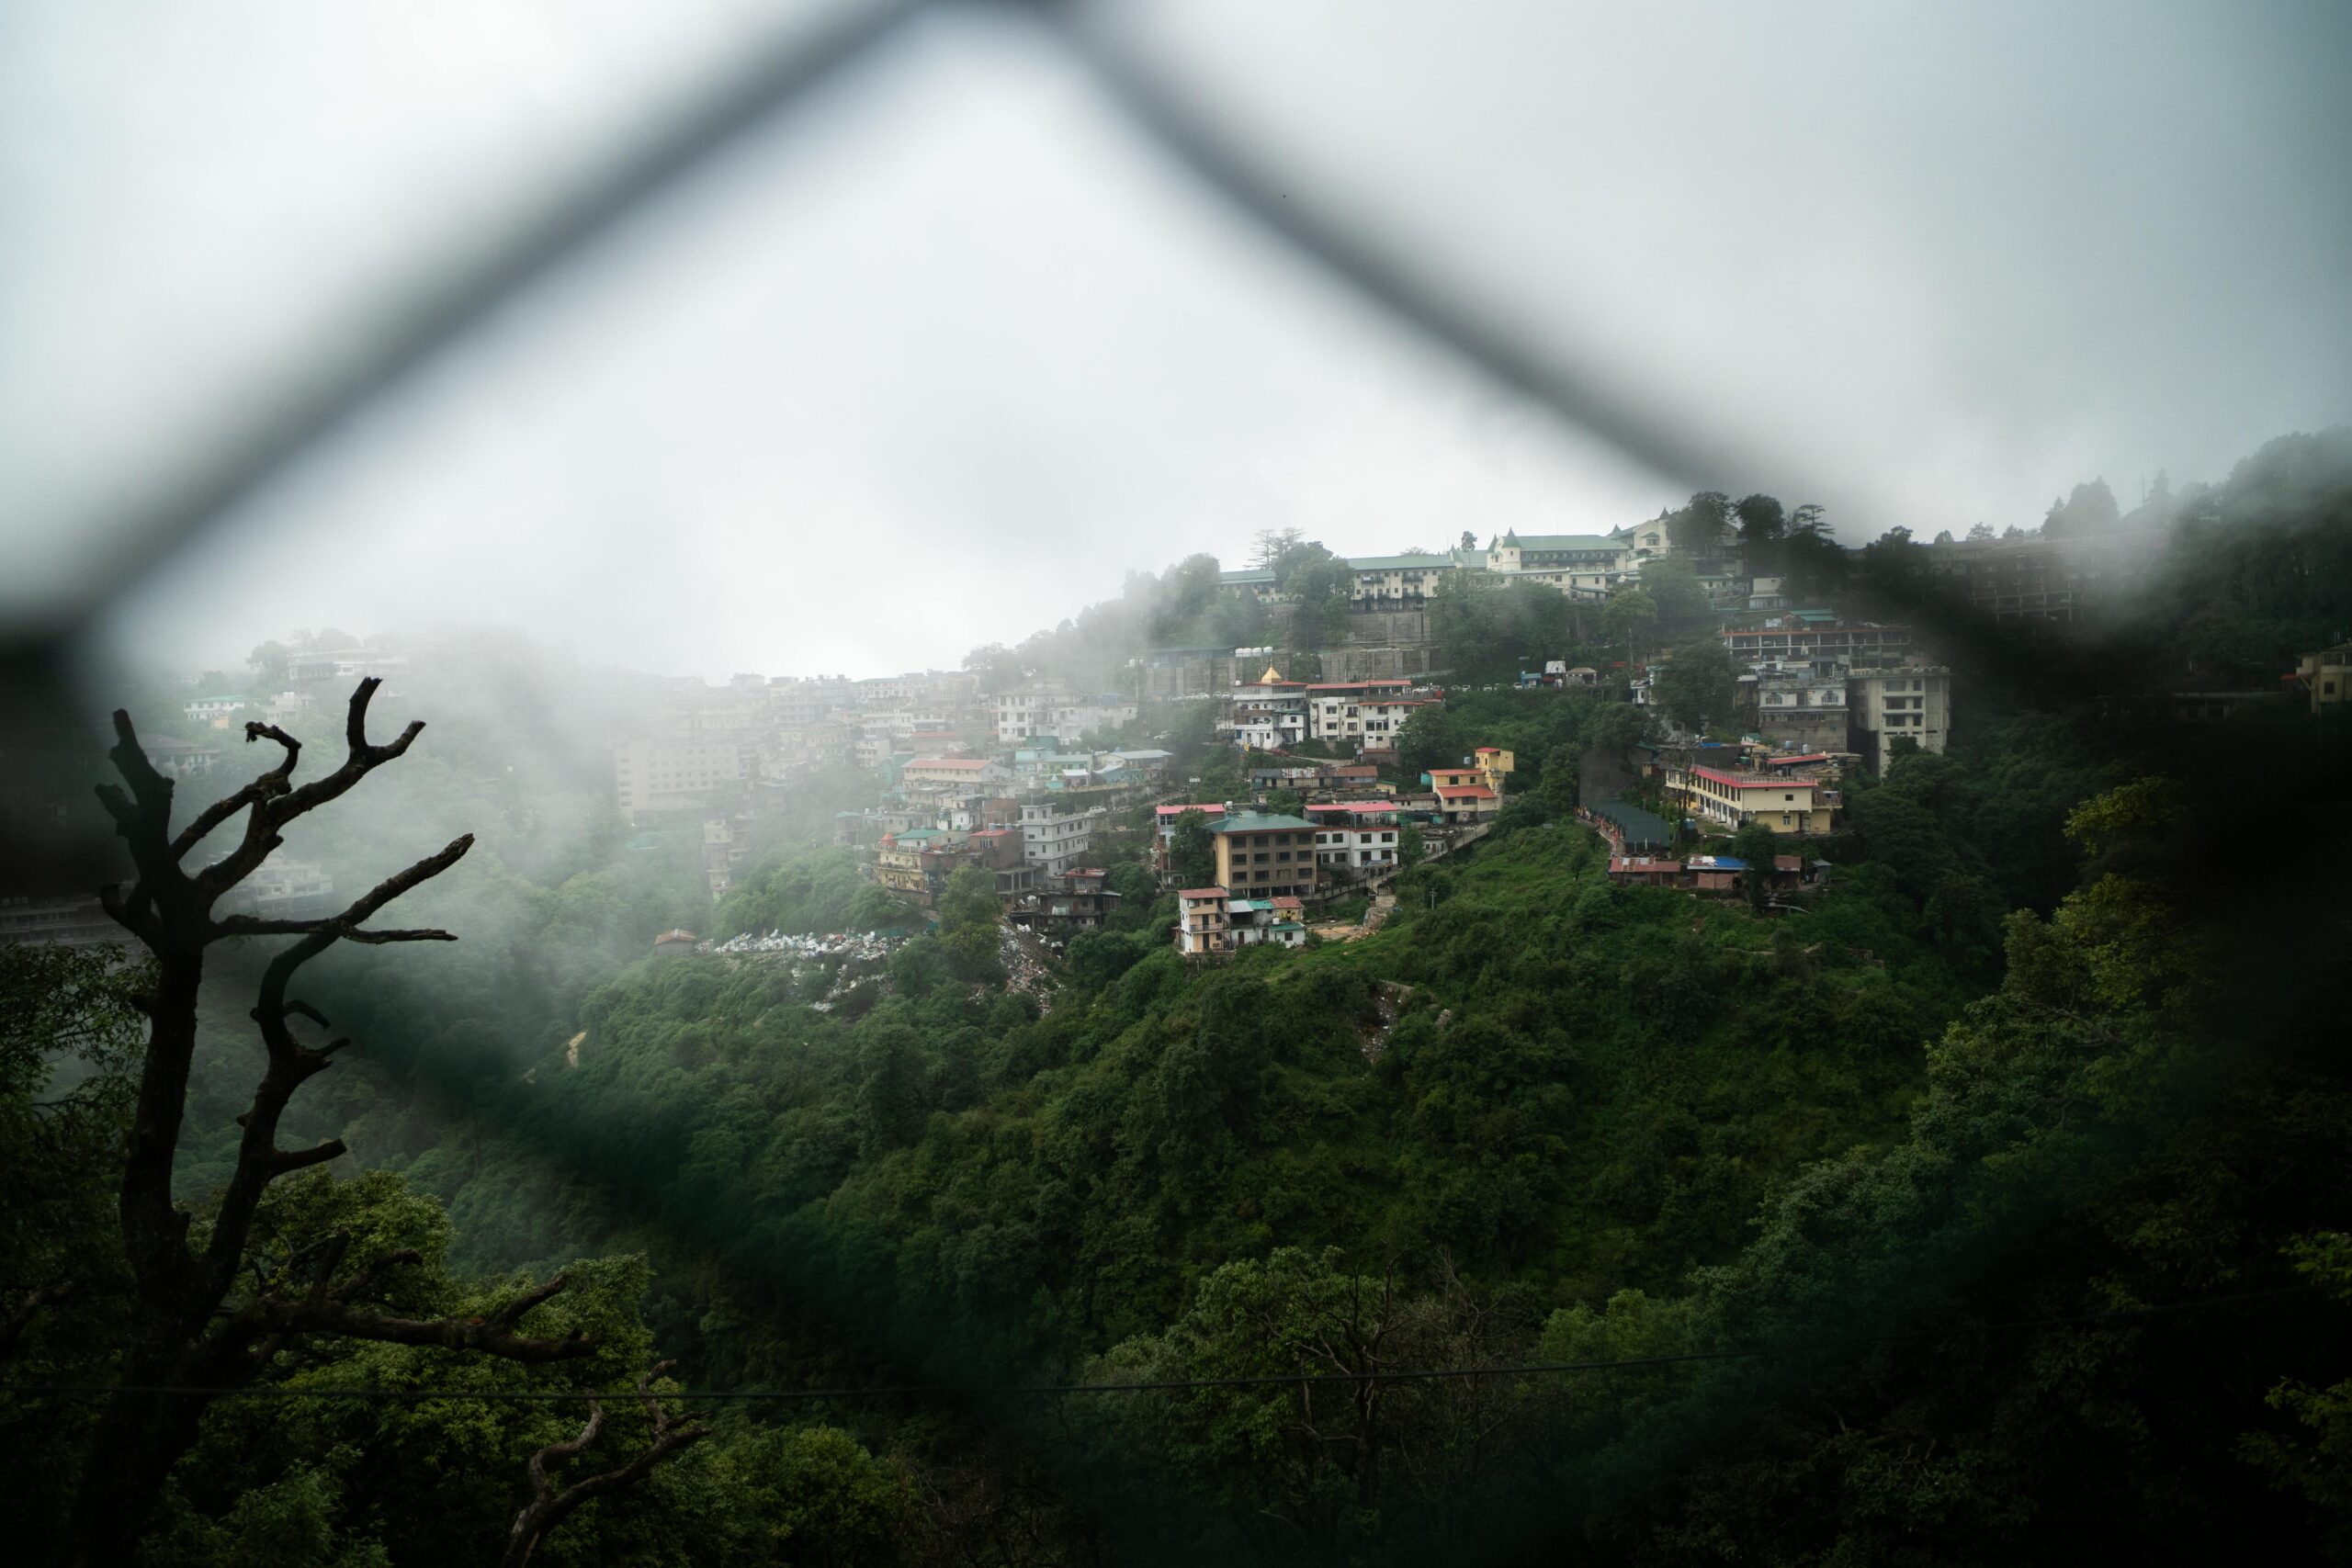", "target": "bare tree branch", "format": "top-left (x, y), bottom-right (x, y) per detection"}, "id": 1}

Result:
top-left (192, 678), bottom-right (431, 904)
top-left (168, 721), bottom-right (302, 861)
top-left (266, 1140), bottom-right (347, 1177)
top-left (332, 1248), bottom-right (424, 1304)
top-left (67, 680), bottom-right (523, 1566)
top-left (242, 1296), bottom-right (598, 1364)
top-left (501, 1363), bottom-right (711, 1568)
top-left (198, 829), bottom-right (474, 1302)
top-left (211, 917), bottom-right (458, 943)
